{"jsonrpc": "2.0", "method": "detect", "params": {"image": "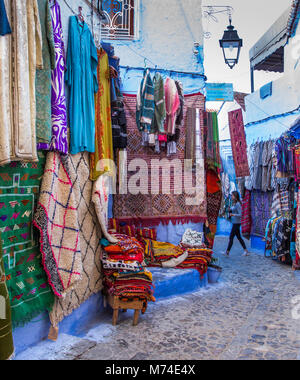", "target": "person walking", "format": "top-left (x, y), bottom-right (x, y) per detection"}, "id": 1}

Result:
top-left (225, 191), bottom-right (250, 257)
